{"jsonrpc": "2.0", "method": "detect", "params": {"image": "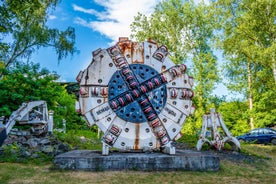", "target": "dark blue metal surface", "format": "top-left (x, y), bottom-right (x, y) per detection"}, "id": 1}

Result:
top-left (108, 64), bottom-right (167, 123)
